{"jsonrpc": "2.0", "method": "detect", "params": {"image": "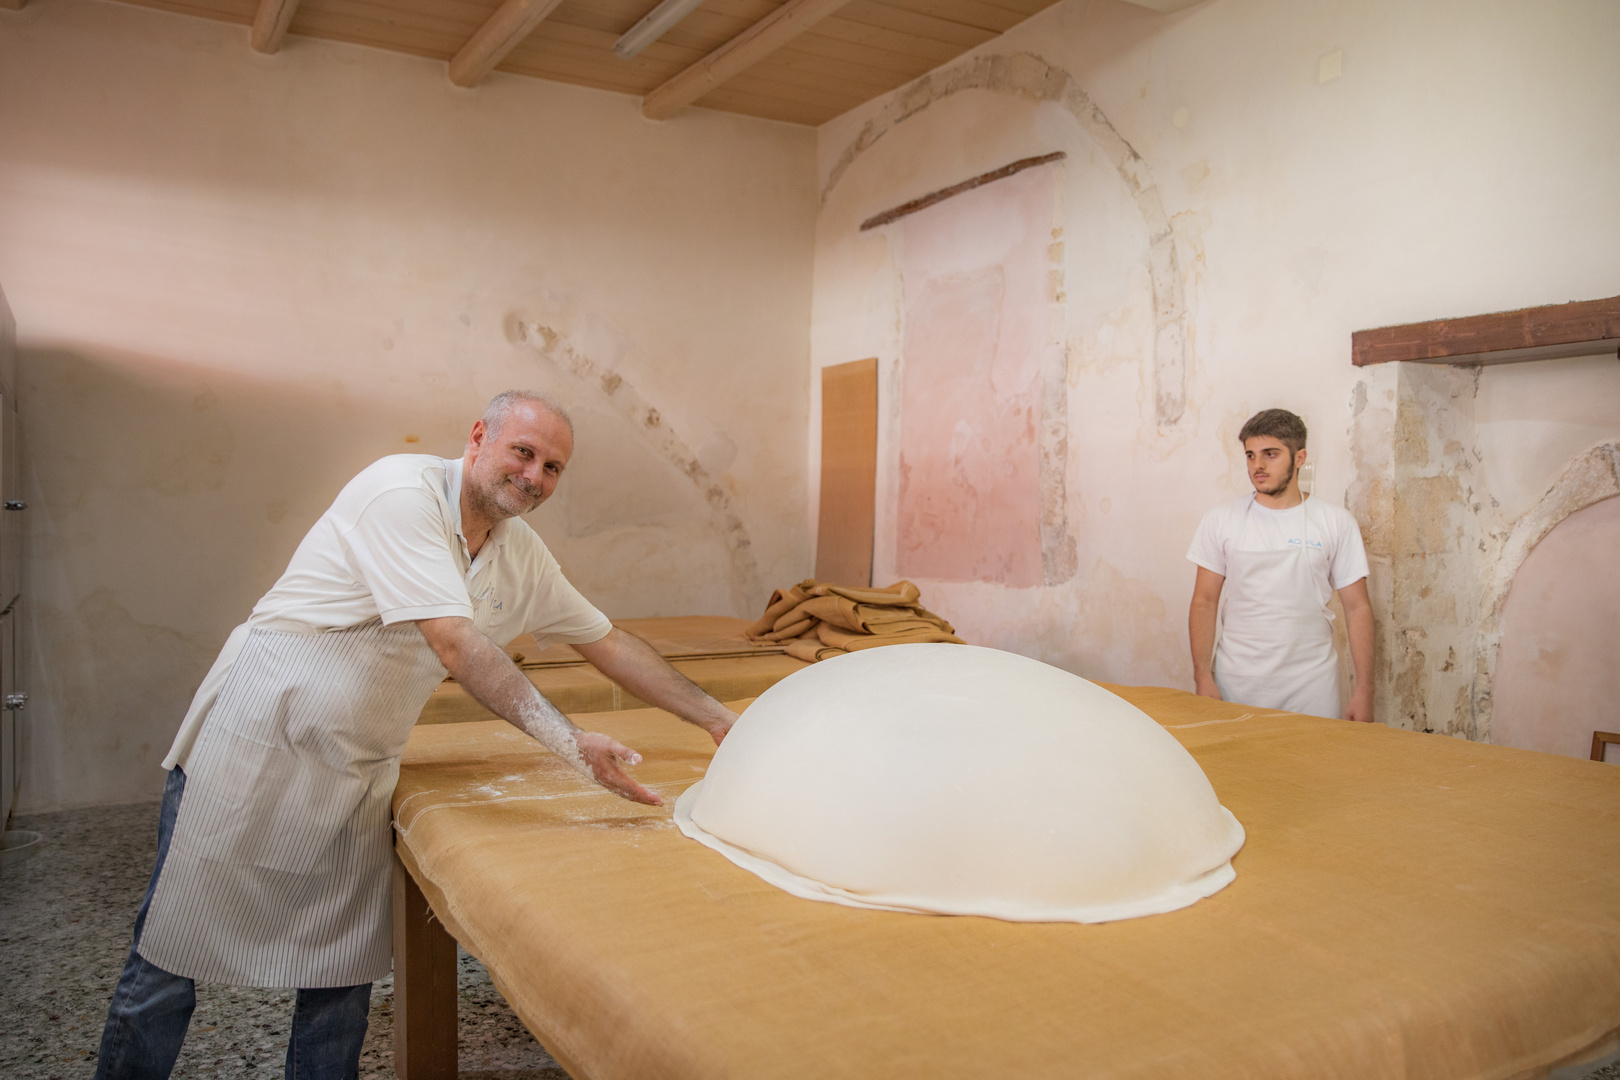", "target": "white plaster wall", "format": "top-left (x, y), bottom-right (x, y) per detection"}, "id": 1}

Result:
top-left (0, 0), bottom-right (817, 811)
top-left (809, 0), bottom-right (1620, 691)
top-left (1476, 354), bottom-right (1620, 524)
